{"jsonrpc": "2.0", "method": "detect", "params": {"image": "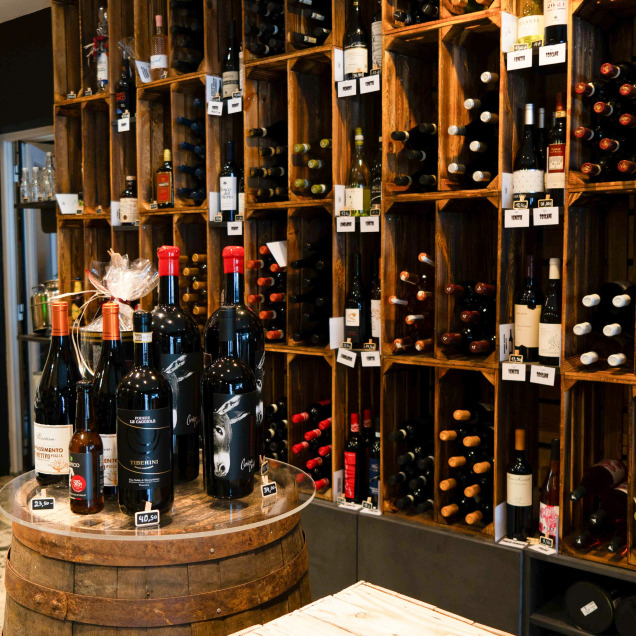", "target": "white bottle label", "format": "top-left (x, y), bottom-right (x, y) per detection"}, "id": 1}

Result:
top-left (345, 187), bottom-right (364, 211)
top-left (517, 15), bottom-right (544, 41)
top-left (545, 0), bottom-right (567, 27)
top-left (507, 473), bottom-right (532, 507)
top-left (100, 433), bottom-right (118, 487)
top-left (222, 71), bottom-right (239, 98)
top-left (344, 45), bottom-right (368, 76)
top-left (238, 192), bottom-right (245, 215)
top-left (97, 52), bottom-right (109, 87)
top-left (371, 299), bottom-right (381, 338)
top-left (371, 22), bottom-right (383, 70)
top-left (513, 169), bottom-right (545, 195)
top-left (514, 303), bottom-right (542, 348)
top-left (150, 54), bottom-right (168, 70)
top-left (546, 143), bottom-right (566, 189)
top-left (120, 197), bottom-right (138, 223)
top-left (34, 423), bottom-right (73, 475)
top-left (345, 308), bottom-right (360, 327)
top-left (220, 176), bottom-right (237, 210)
top-left (539, 322), bottom-right (561, 358)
